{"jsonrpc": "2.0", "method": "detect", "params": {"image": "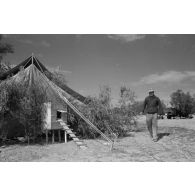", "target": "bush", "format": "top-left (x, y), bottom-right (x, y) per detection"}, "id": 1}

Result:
top-left (68, 85), bottom-right (137, 139)
top-left (0, 80), bottom-right (47, 143)
top-left (18, 84), bottom-right (47, 143)
top-left (170, 89), bottom-right (194, 117)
